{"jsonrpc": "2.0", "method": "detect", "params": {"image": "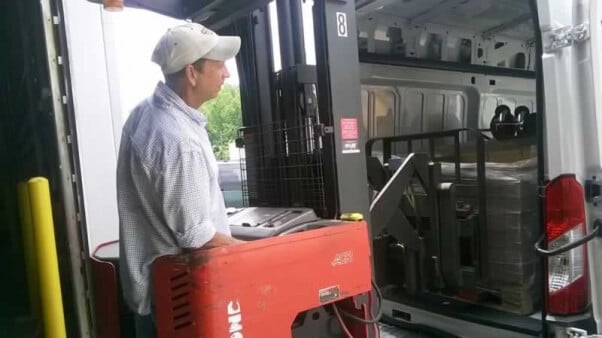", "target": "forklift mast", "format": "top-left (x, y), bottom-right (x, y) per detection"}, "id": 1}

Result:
top-left (230, 0), bottom-right (370, 221)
